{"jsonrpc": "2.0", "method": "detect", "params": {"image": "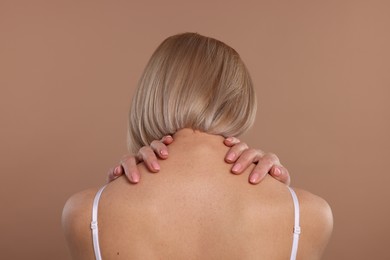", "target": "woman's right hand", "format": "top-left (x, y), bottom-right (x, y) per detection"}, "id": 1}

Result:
top-left (223, 137), bottom-right (290, 185)
top-left (108, 136), bottom-right (290, 185)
